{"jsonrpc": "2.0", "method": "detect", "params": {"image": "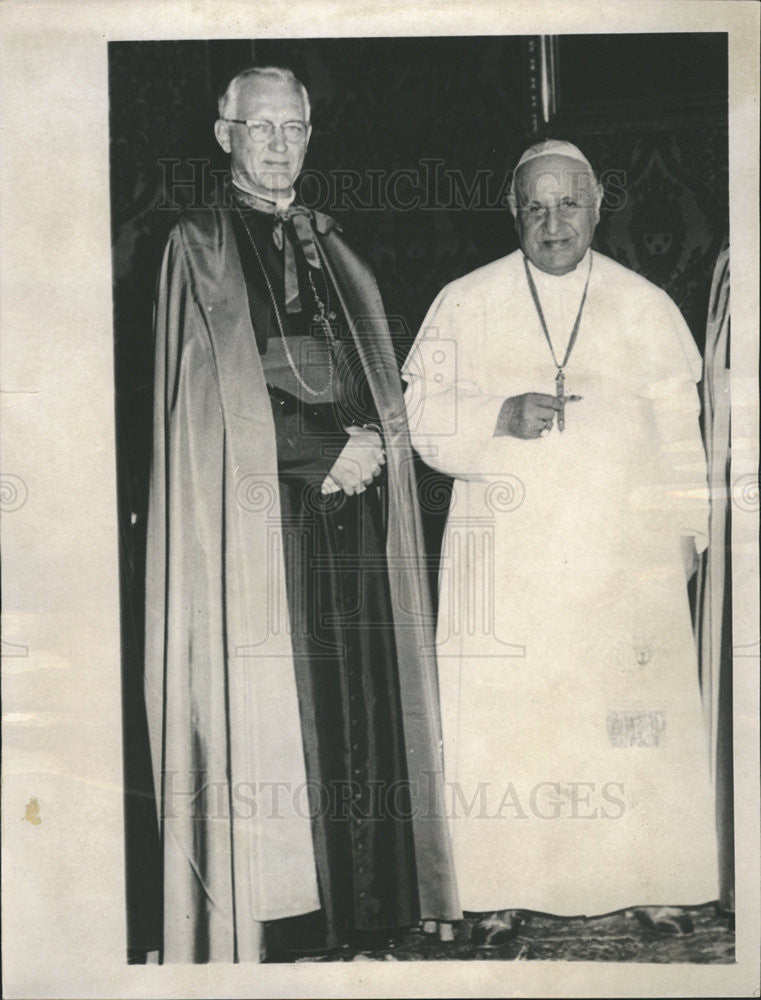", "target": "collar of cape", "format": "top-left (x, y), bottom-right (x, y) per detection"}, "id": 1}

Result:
top-left (229, 181), bottom-right (341, 237)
